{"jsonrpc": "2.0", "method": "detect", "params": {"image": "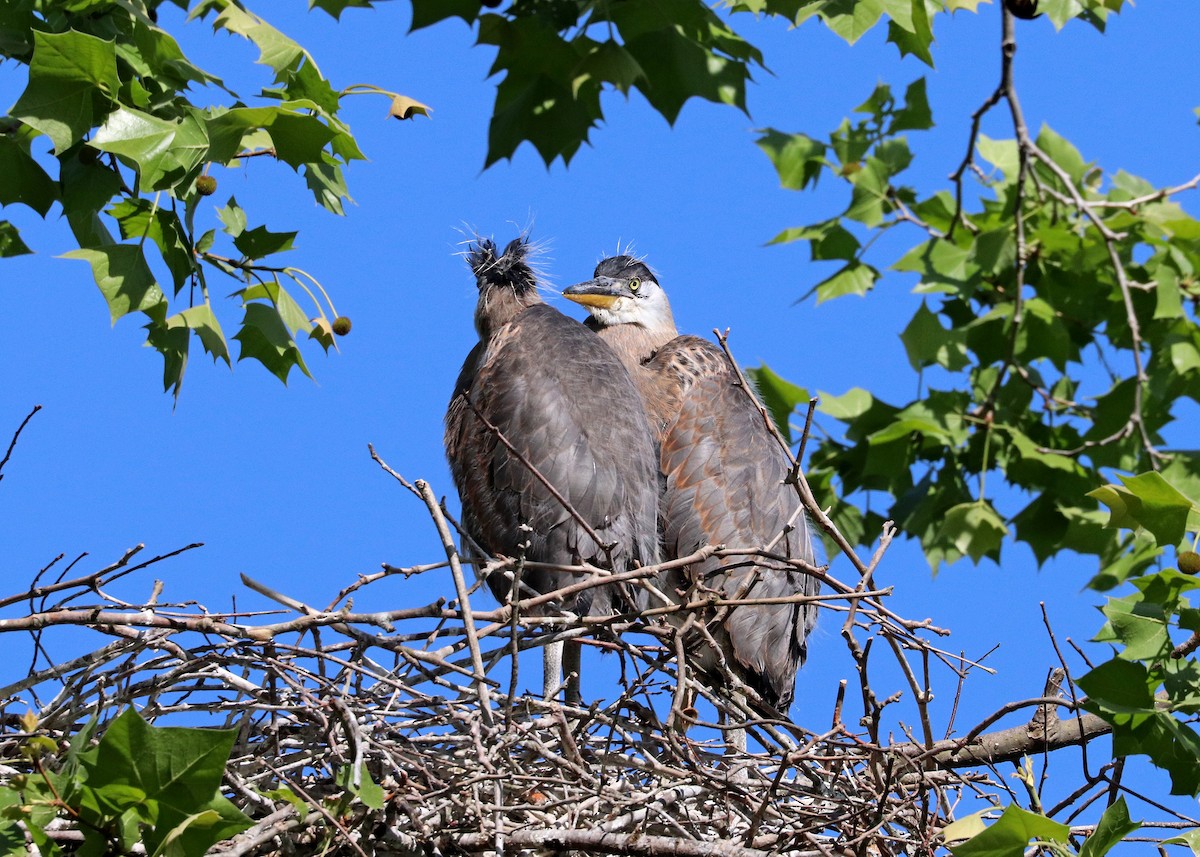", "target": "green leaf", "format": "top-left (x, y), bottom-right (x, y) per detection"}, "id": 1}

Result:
top-left (233, 225), bottom-right (297, 260)
top-left (145, 312), bottom-right (190, 399)
top-left (976, 134), bottom-right (1018, 179)
top-left (1078, 658), bottom-right (1156, 713)
top-left (78, 709), bottom-right (252, 857)
top-left (893, 238), bottom-right (977, 294)
top-left (756, 130), bottom-right (827, 191)
top-left (179, 305), bottom-right (230, 365)
top-left (240, 280), bottom-right (313, 335)
top-left (614, 0), bottom-right (756, 125)
top-left (748, 364), bottom-right (810, 444)
top-left (1095, 591), bottom-right (1176, 662)
top-left (303, 159), bottom-right (351, 214)
top-left (409, 0), bottom-right (482, 30)
top-left (10, 29), bottom-right (120, 153)
top-left (1163, 830), bottom-right (1200, 856)
top-left (90, 107), bottom-right (209, 191)
top-left (885, 0), bottom-right (934, 66)
top-left (216, 196), bottom-right (247, 238)
top-left (206, 106), bottom-right (338, 169)
top-left (1080, 660), bottom-right (1200, 796)
top-left (212, 4), bottom-right (305, 77)
top-left (1036, 124), bottom-right (1088, 185)
top-left (0, 135), bottom-right (59, 216)
top-left (335, 764), bottom-right (384, 810)
top-left (262, 787), bottom-right (308, 821)
top-left (146, 303), bottom-right (231, 397)
top-left (0, 221), bottom-right (33, 257)
top-left (844, 160), bottom-right (890, 226)
top-left (234, 303), bottom-right (311, 383)
top-left (574, 40), bottom-right (646, 96)
top-left (58, 154), bottom-right (121, 247)
top-left (949, 804), bottom-right (1070, 857)
top-left (814, 261), bottom-right (879, 303)
top-left (822, 0), bottom-right (886, 44)
top-left (934, 501), bottom-right (1008, 568)
top-left (899, 302), bottom-right (968, 370)
top-left (479, 16), bottom-right (602, 167)
top-left (818, 387), bottom-right (878, 422)
top-left (110, 199), bottom-right (195, 292)
top-left (309, 0), bottom-right (379, 19)
top-left (62, 246), bottom-right (167, 322)
top-left (1088, 472), bottom-right (1195, 548)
